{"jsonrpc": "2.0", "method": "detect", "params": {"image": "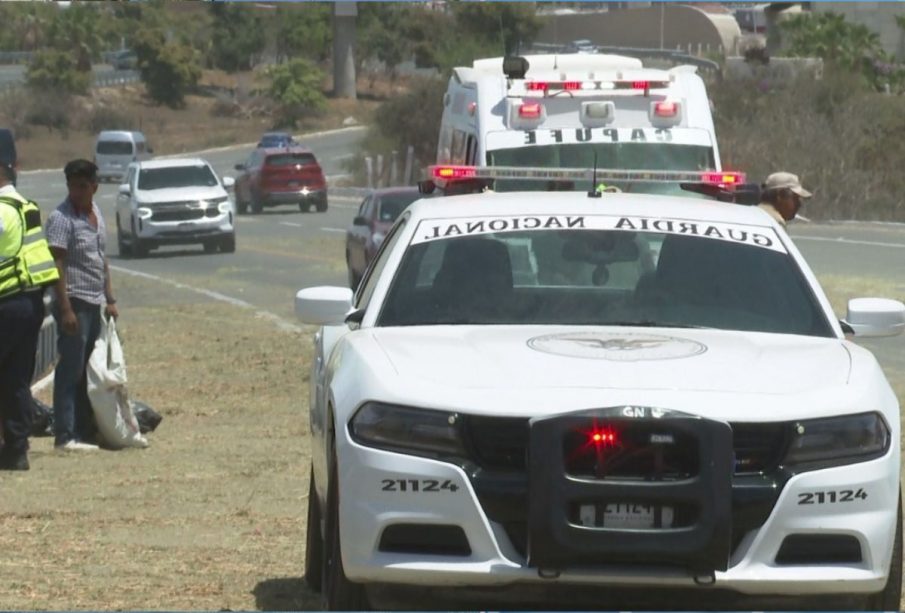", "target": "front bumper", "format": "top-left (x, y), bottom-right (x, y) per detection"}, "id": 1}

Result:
top-left (135, 208), bottom-right (234, 245)
top-left (262, 187), bottom-right (326, 206)
top-left (335, 410), bottom-right (899, 599)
